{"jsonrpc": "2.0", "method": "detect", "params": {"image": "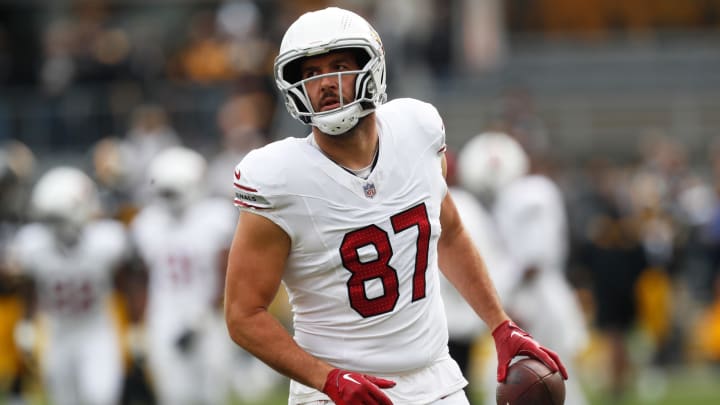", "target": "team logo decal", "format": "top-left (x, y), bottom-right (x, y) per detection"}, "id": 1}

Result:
top-left (363, 182), bottom-right (376, 199)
